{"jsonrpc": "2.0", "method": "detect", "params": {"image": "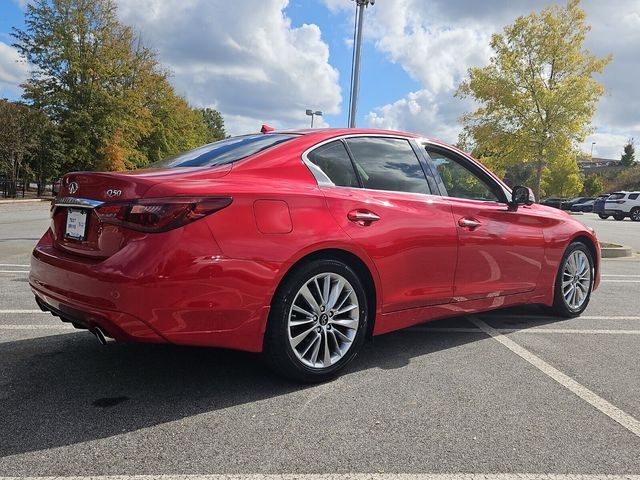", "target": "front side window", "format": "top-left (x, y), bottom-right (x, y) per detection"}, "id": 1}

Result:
top-left (345, 137), bottom-right (430, 194)
top-left (426, 148), bottom-right (501, 202)
top-left (306, 141), bottom-right (359, 187)
top-left (608, 193), bottom-right (626, 200)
